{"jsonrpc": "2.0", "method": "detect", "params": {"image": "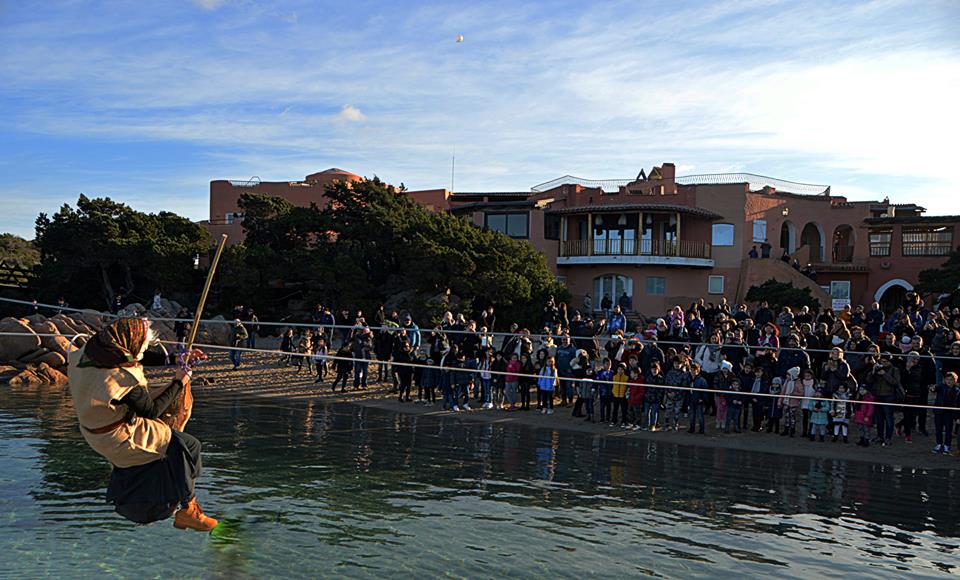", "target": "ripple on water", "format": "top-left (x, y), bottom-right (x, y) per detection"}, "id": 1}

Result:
top-left (2, 386), bottom-right (960, 578)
